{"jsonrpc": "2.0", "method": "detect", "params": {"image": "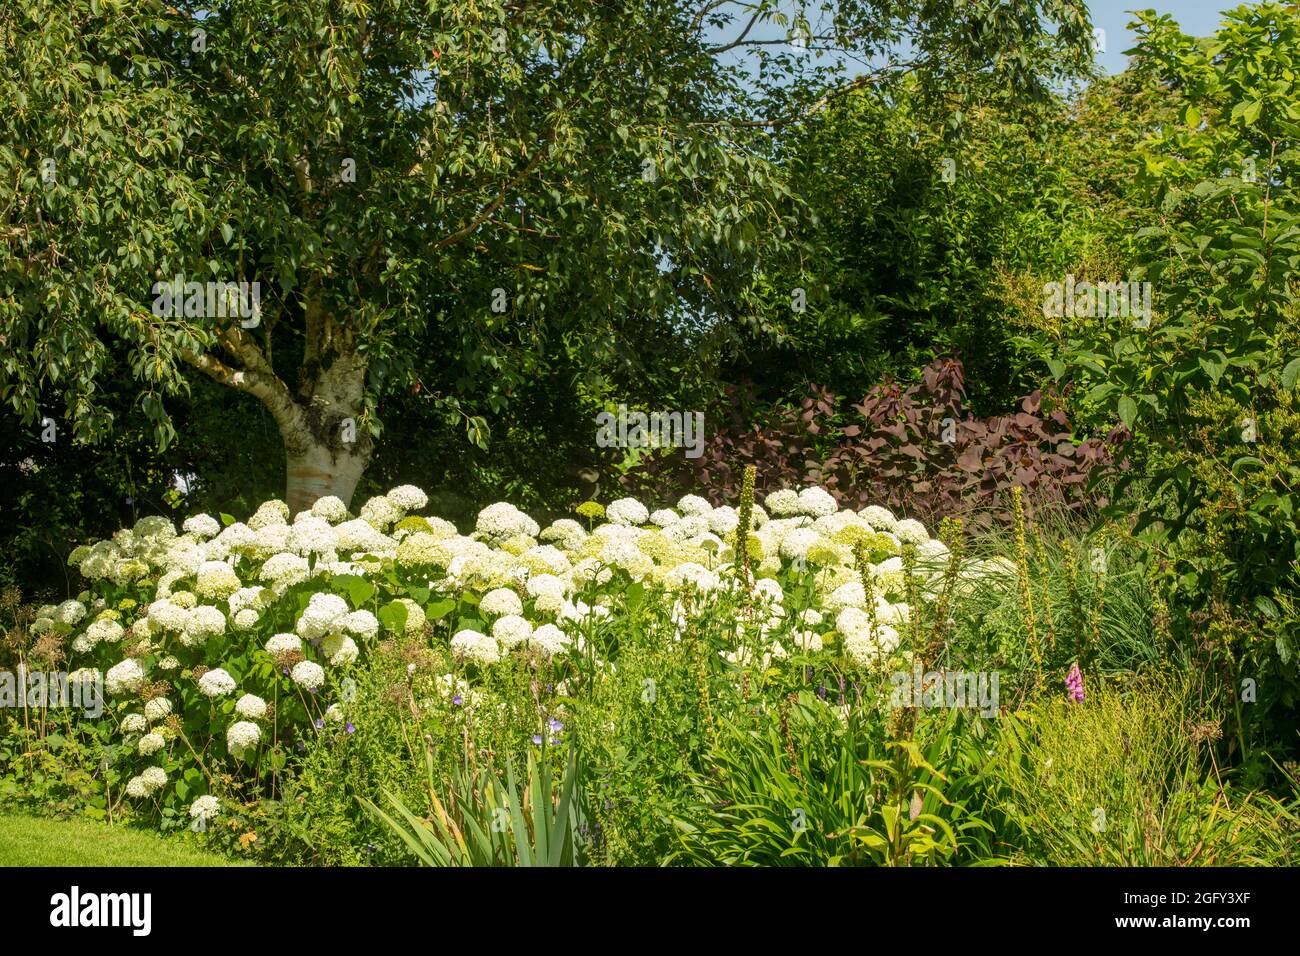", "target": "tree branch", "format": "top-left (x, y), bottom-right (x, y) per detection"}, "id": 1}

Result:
top-left (694, 63), bottom-right (917, 129)
top-left (430, 142), bottom-right (551, 253)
